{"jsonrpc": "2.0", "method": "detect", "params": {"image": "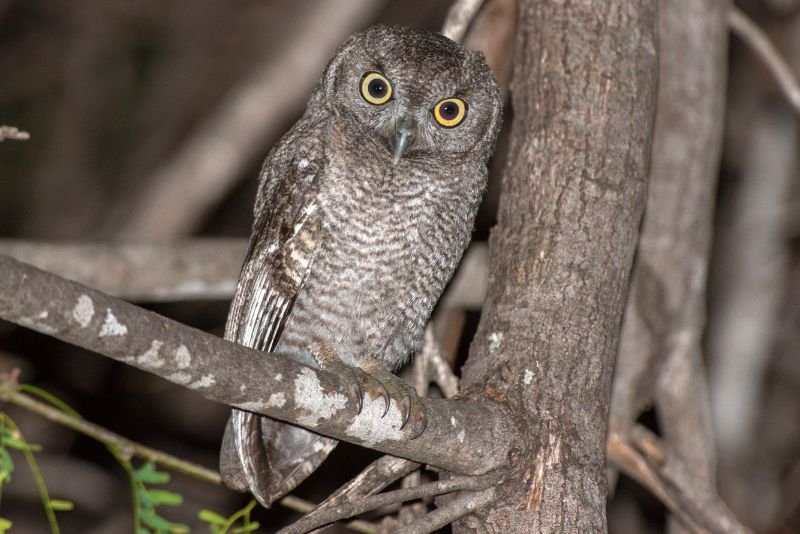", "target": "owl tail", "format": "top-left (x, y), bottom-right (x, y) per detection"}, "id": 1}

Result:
top-left (220, 408), bottom-right (338, 507)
